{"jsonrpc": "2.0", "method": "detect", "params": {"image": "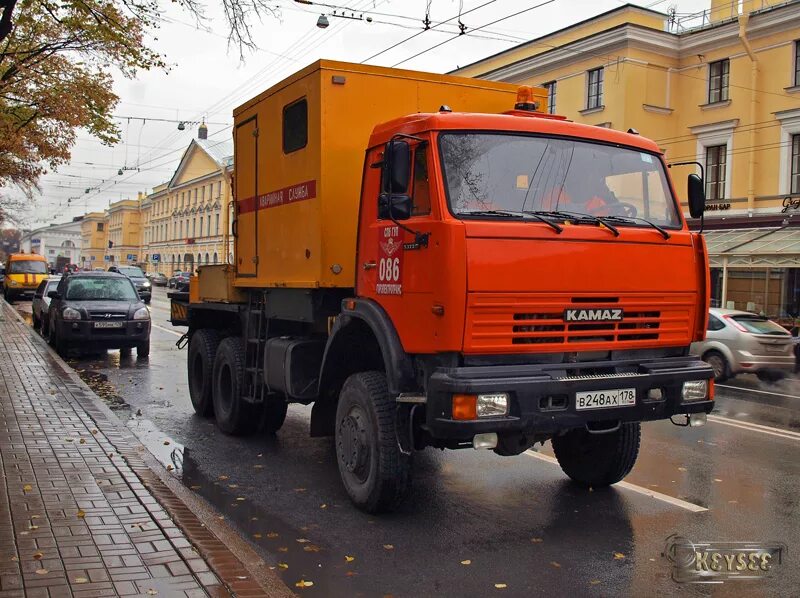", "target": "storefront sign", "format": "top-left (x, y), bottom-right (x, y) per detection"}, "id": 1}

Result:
top-left (704, 203), bottom-right (731, 212)
top-left (781, 196), bottom-right (800, 213)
